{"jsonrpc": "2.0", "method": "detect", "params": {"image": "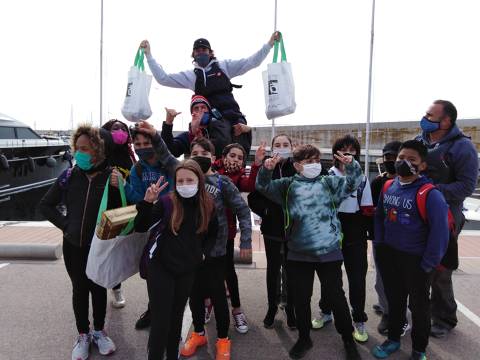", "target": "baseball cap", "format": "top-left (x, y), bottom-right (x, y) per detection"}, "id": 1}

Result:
top-left (193, 38), bottom-right (211, 50)
top-left (382, 141), bottom-right (402, 156)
